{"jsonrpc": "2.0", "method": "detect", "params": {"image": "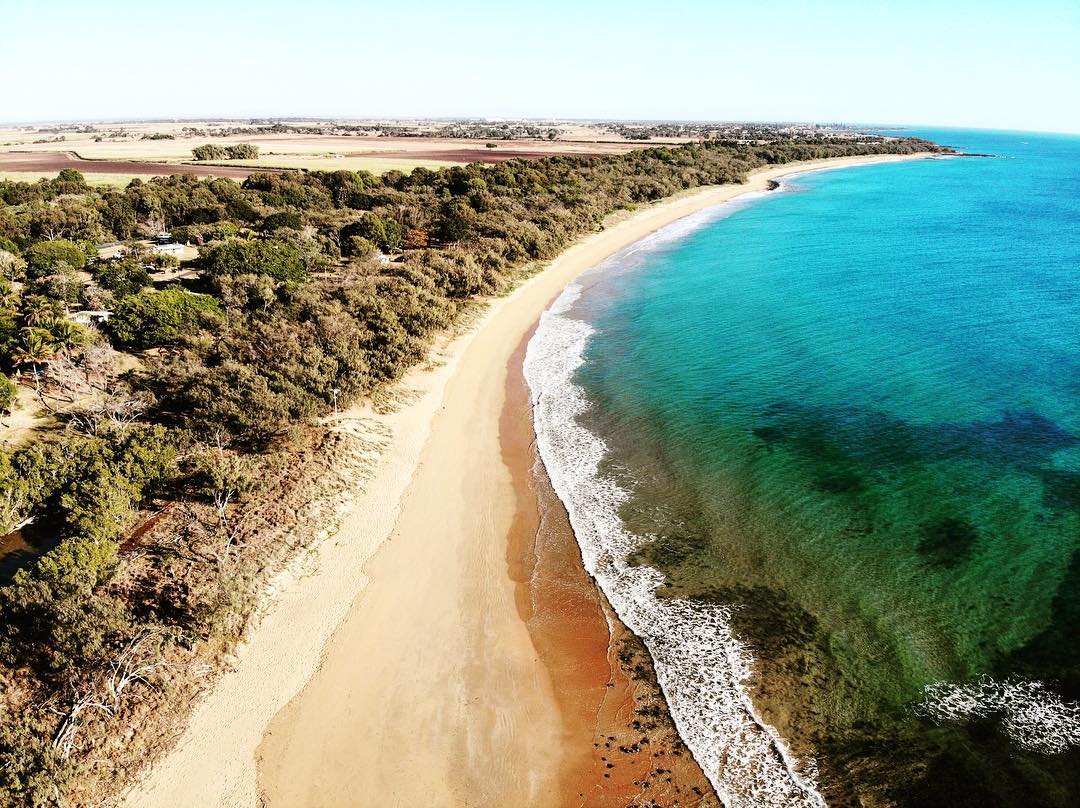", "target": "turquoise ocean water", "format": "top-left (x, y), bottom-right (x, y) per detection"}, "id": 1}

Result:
top-left (526, 130), bottom-right (1080, 807)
